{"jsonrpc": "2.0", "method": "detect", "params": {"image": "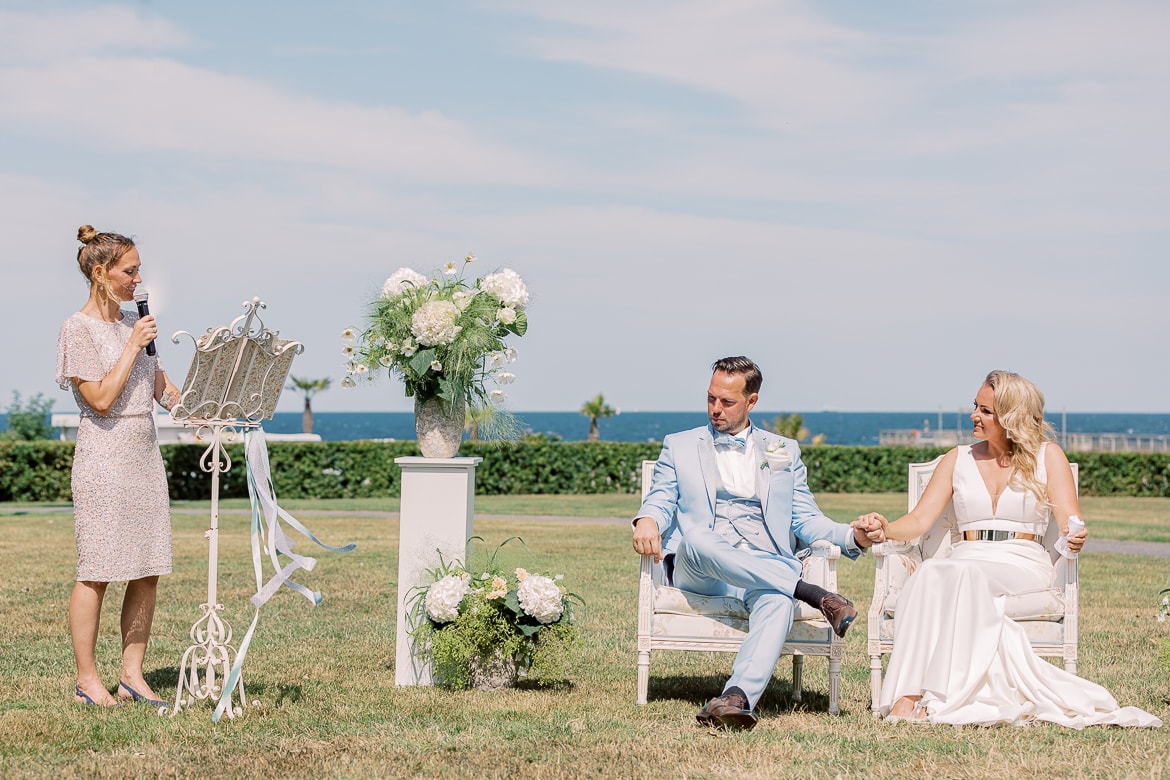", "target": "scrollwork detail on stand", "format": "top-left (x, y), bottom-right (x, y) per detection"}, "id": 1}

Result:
top-left (166, 602), bottom-right (258, 719)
